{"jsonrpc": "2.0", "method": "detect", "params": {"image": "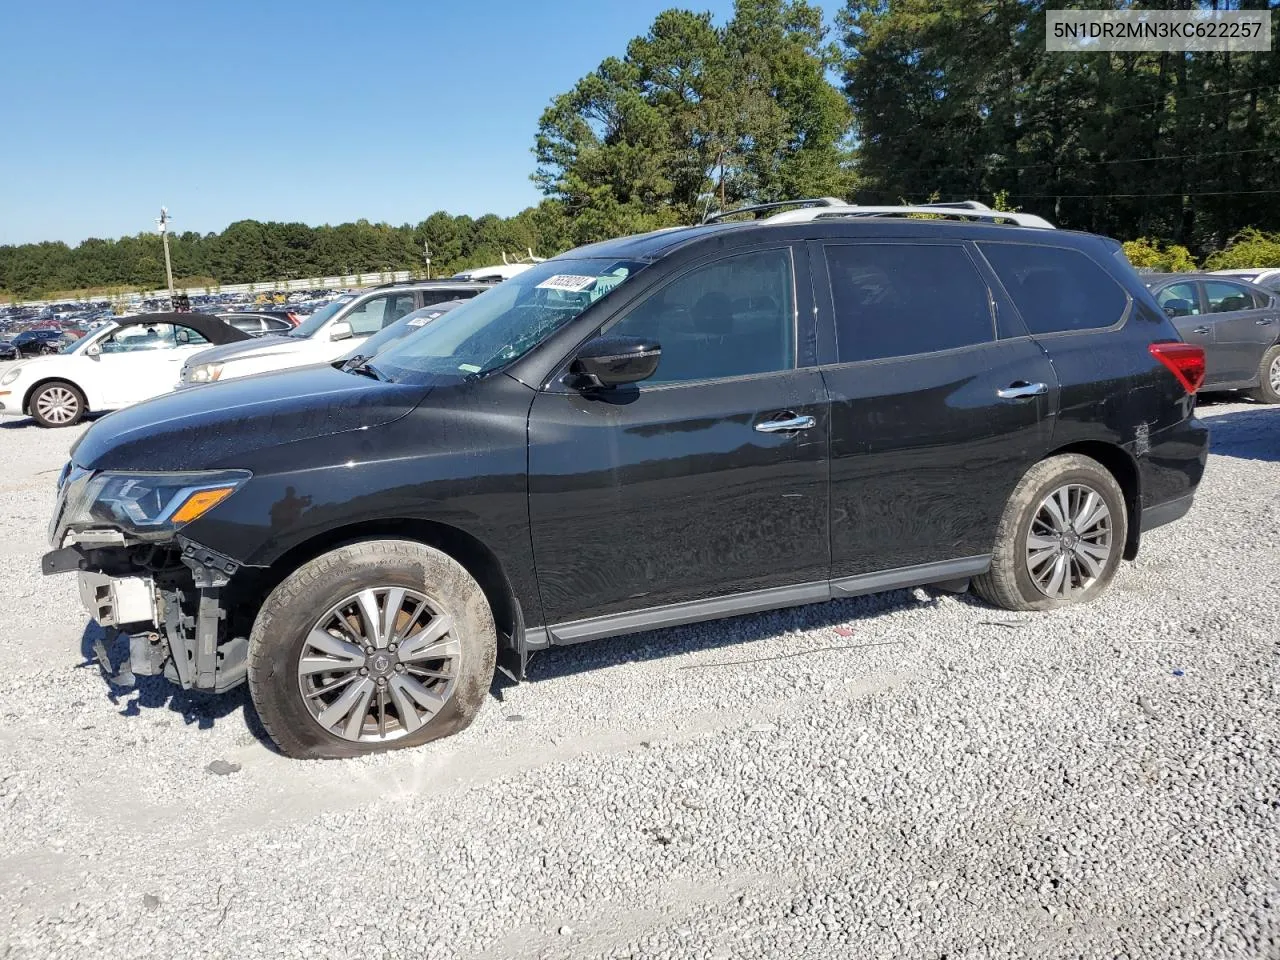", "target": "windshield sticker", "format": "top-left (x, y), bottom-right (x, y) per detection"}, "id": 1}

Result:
top-left (458, 363), bottom-right (482, 373)
top-left (408, 316), bottom-right (434, 327)
top-left (536, 274), bottom-right (597, 292)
